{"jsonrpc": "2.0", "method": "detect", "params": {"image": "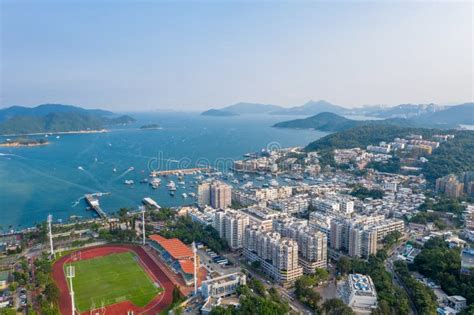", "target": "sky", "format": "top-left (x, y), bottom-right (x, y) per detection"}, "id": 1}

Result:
top-left (1, 1), bottom-right (473, 111)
